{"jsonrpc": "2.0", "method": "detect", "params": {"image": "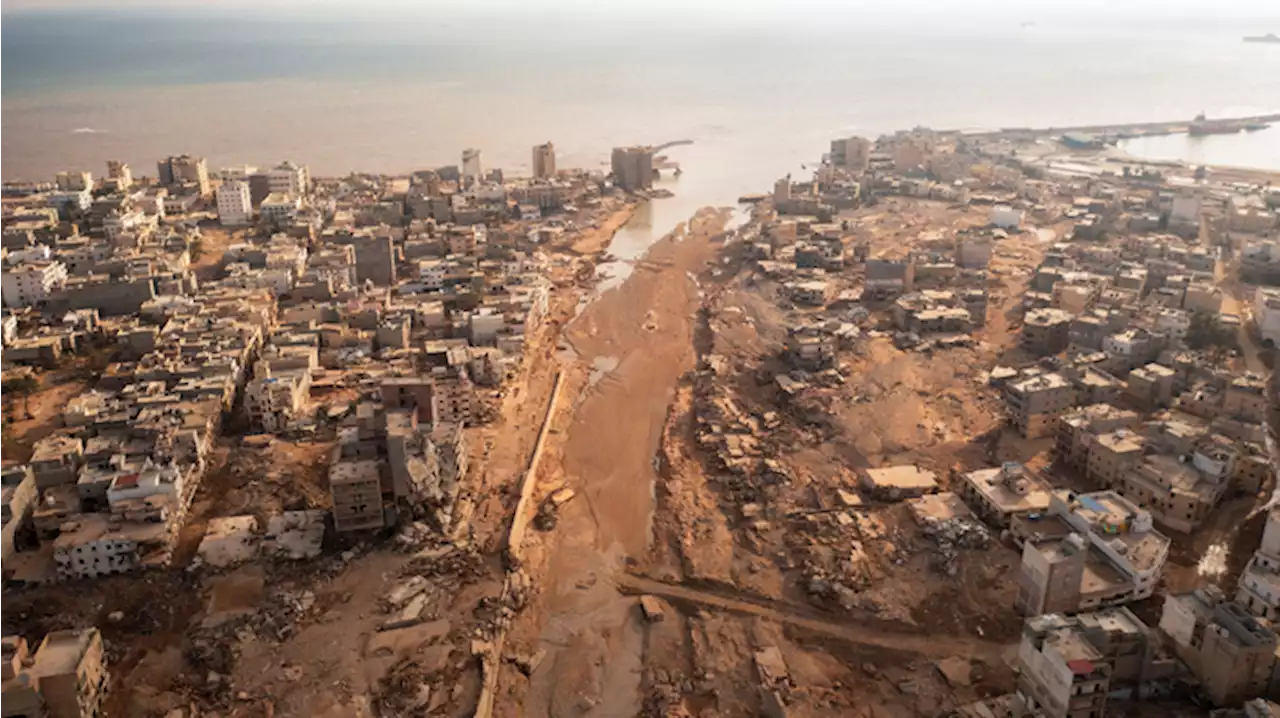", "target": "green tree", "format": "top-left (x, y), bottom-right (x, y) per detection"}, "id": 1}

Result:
top-left (1186, 311), bottom-right (1236, 351)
